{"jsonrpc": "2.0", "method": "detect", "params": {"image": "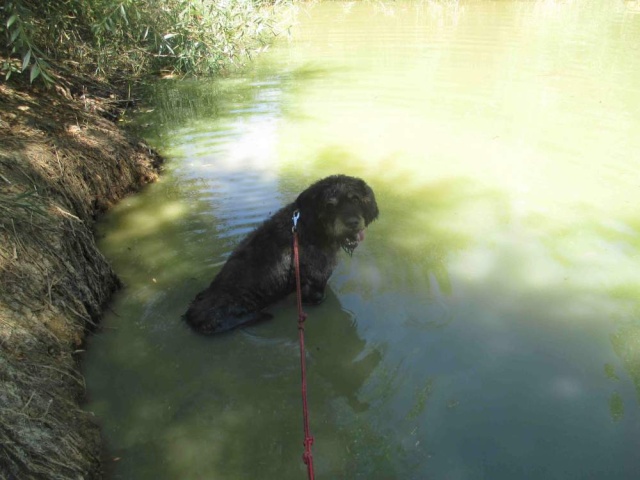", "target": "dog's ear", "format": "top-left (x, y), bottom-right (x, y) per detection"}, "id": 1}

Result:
top-left (295, 184), bottom-right (319, 213)
top-left (361, 183), bottom-right (379, 225)
top-left (296, 178), bottom-right (339, 214)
